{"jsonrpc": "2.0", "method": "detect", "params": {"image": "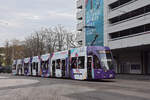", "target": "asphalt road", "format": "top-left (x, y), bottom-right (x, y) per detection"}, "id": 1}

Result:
top-left (0, 74), bottom-right (150, 100)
